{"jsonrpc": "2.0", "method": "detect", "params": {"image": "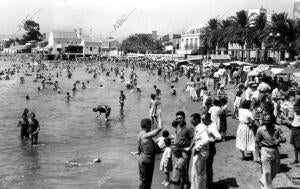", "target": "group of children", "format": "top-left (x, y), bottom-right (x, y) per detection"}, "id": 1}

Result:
top-left (154, 130), bottom-right (190, 188)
